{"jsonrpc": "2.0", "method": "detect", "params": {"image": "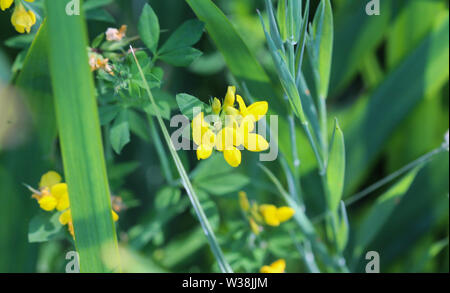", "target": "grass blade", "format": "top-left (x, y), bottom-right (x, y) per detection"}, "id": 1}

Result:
top-left (44, 0), bottom-right (120, 272)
